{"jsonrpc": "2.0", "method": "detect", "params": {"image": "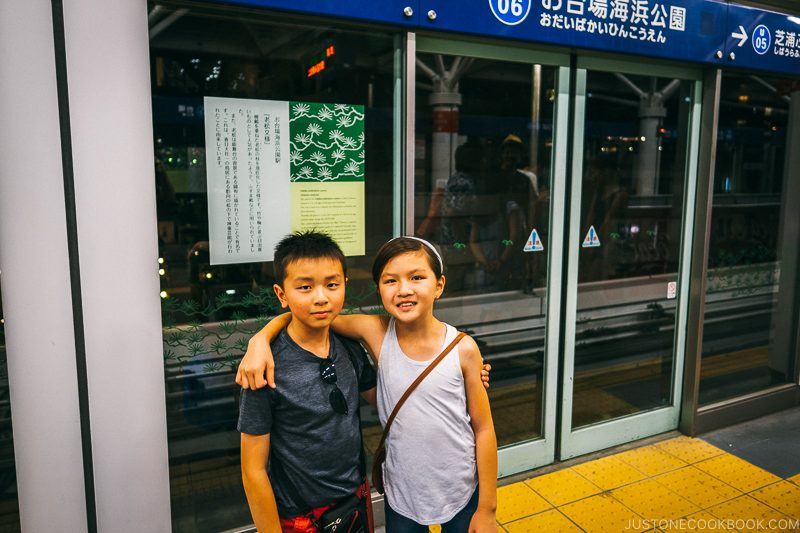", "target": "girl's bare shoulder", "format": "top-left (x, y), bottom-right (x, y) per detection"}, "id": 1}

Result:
top-left (457, 334), bottom-right (482, 364)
